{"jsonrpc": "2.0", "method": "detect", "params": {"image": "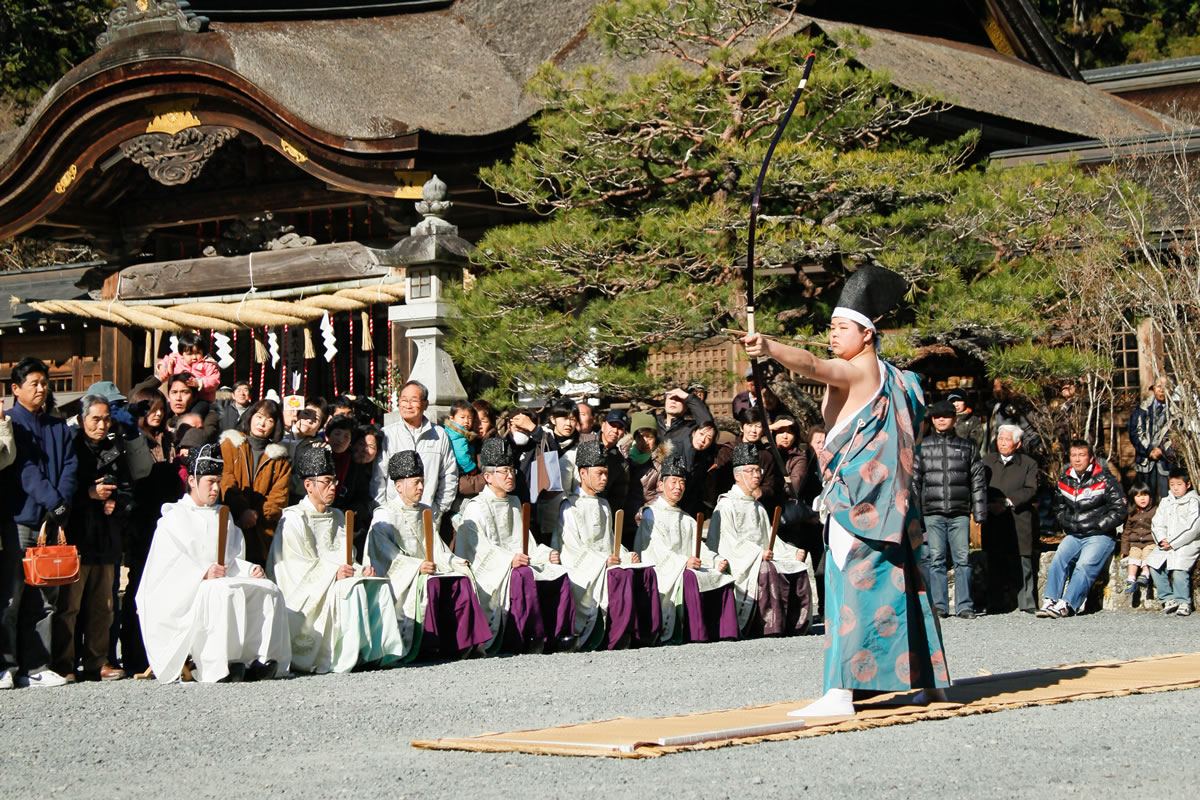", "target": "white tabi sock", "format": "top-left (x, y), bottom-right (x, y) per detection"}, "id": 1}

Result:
top-left (787, 688), bottom-right (855, 718)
